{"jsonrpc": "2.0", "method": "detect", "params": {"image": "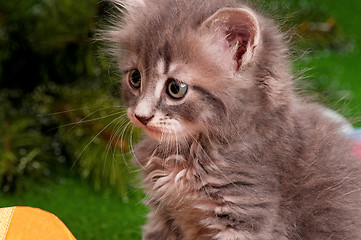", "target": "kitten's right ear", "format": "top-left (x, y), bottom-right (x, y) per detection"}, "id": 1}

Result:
top-left (201, 7), bottom-right (260, 71)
